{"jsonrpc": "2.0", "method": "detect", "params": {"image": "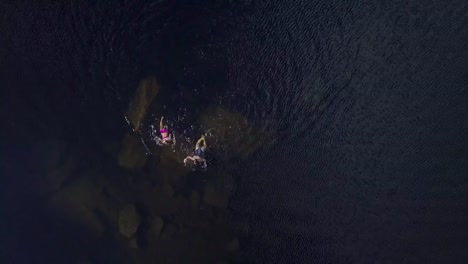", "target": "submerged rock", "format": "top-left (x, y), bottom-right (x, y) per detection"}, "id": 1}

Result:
top-left (161, 223), bottom-right (177, 239)
top-left (162, 183), bottom-right (174, 197)
top-left (149, 215), bottom-right (164, 239)
top-left (203, 182), bottom-right (228, 209)
top-left (48, 175), bottom-right (115, 236)
top-left (226, 238), bottom-right (240, 252)
top-left (203, 172), bottom-right (235, 209)
top-left (126, 76), bottom-right (160, 132)
top-left (39, 155), bottom-right (77, 195)
top-left (129, 238), bottom-right (138, 249)
top-left (118, 203), bottom-right (140, 238)
top-left (118, 134), bottom-right (147, 169)
top-left (190, 191), bottom-right (201, 210)
top-left (29, 139), bottom-right (76, 195)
